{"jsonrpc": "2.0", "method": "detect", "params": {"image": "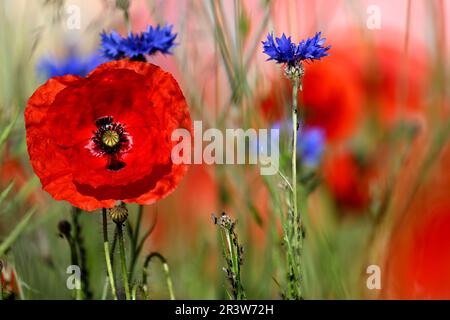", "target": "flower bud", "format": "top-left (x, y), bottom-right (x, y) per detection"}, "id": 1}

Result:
top-left (284, 62), bottom-right (305, 81)
top-left (109, 203), bottom-right (129, 225)
top-left (57, 220), bottom-right (72, 238)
